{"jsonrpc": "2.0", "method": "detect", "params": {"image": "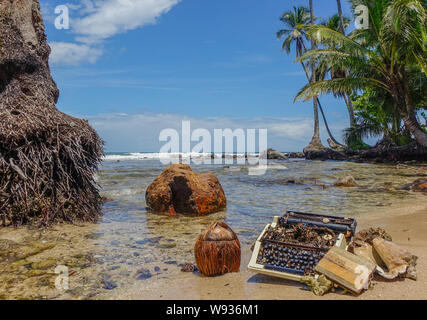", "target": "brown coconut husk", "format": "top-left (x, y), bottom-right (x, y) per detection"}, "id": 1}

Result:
top-left (194, 222), bottom-right (241, 276)
top-left (0, 1), bottom-right (103, 226)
